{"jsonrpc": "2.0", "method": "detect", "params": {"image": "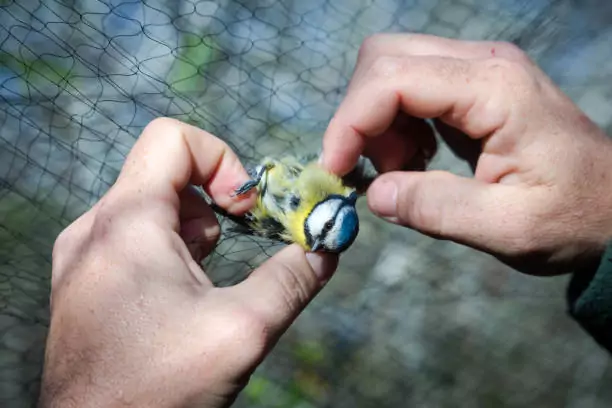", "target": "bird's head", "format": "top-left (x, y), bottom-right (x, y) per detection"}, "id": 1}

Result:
top-left (304, 192), bottom-right (359, 253)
